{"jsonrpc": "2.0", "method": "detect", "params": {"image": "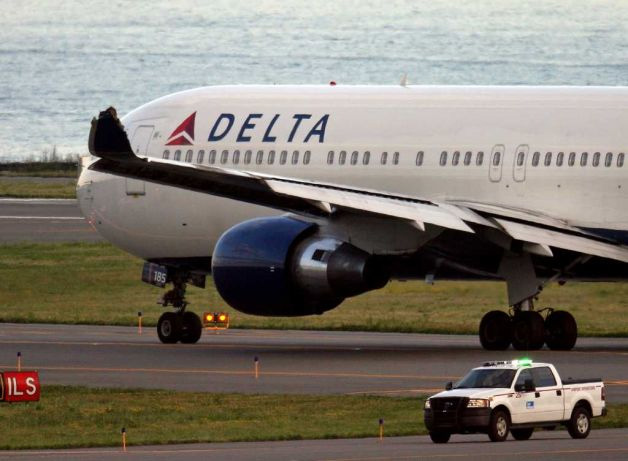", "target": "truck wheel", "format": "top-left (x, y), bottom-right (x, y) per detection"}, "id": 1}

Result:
top-left (479, 311), bottom-right (512, 350)
top-left (567, 406), bottom-right (591, 439)
top-left (511, 428), bottom-right (534, 440)
top-left (488, 409), bottom-right (510, 442)
top-left (429, 431), bottom-right (451, 443)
